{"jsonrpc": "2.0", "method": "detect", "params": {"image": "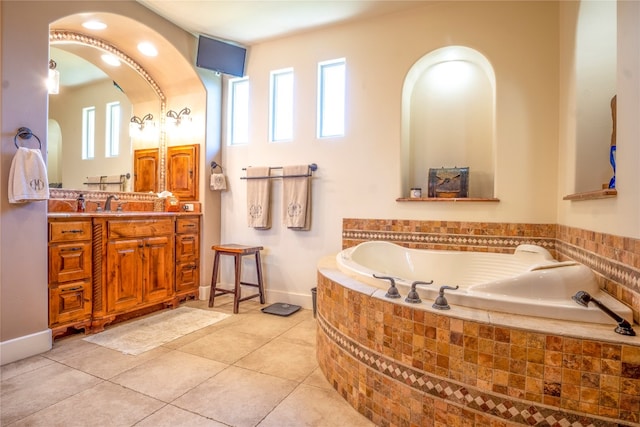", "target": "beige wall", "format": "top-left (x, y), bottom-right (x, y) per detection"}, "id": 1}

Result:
top-left (220, 1), bottom-right (561, 307)
top-left (0, 0), bottom-right (216, 364)
top-left (557, 1), bottom-right (640, 237)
